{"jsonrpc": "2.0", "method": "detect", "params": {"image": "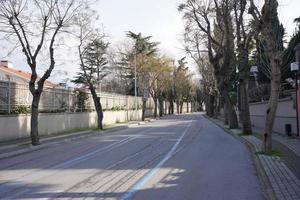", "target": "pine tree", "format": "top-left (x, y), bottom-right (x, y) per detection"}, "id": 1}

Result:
top-left (73, 38), bottom-right (109, 129)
